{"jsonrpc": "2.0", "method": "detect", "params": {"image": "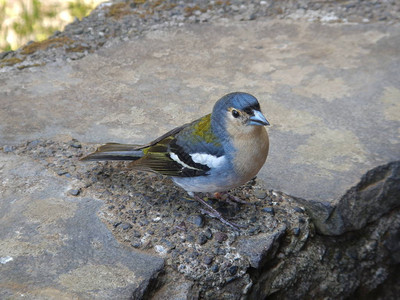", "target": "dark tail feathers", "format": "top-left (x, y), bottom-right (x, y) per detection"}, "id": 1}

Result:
top-left (80, 143), bottom-right (144, 161)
